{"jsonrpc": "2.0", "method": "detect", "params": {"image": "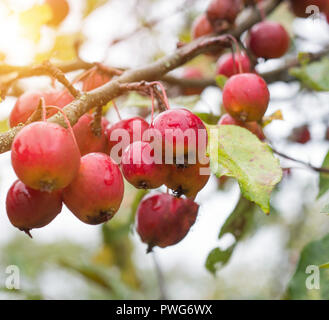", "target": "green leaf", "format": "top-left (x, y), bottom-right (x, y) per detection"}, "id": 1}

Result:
top-left (219, 197), bottom-right (256, 239)
top-left (208, 125), bottom-right (282, 213)
top-left (318, 151), bottom-right (329, 199)
top-left (205, 197), bottom-right (256, 275)
top-left (289, 58), bottom-right (329, 92)
top-left (319, 262), bottom-right (329, 269)
top-left (215, 75), bottom-right (228, 89)
top-left (287, 233), bottom-right (329, 300)
top-left (194, 112), bottom-right (220, 125)
top-left (205, 245), bottom-right (235, 275)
